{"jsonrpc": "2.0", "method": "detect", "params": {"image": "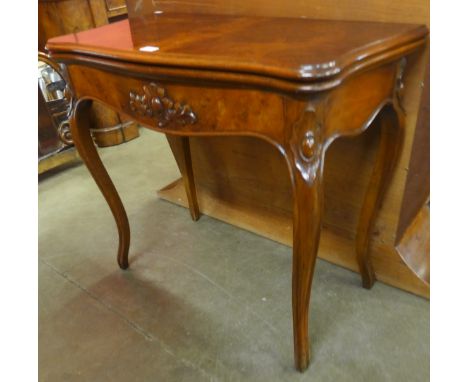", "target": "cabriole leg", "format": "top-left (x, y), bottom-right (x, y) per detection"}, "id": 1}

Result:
top-left (356, 106), bottom-right (404, 288)
top-left (283, 100), bottom-right (325, 371)
top-left (70, 100), bottom-right (130, 269)
top-left (290, 167), bottom-right (324, 371)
